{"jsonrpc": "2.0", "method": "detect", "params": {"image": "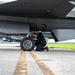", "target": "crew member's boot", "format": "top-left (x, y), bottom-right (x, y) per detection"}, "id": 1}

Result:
top-left (44, 46), bottom-right (49, 51)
